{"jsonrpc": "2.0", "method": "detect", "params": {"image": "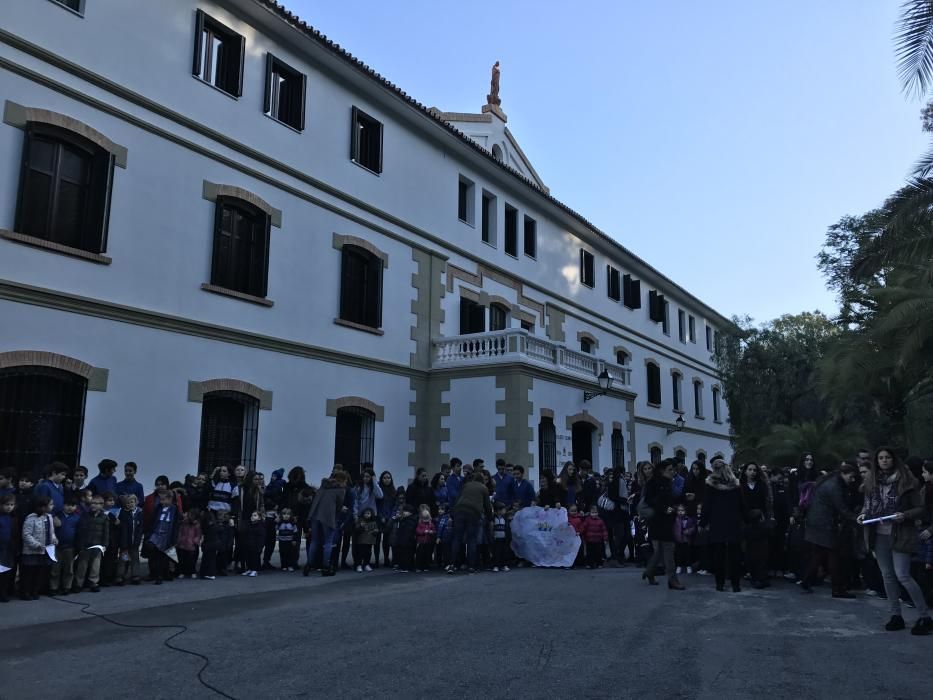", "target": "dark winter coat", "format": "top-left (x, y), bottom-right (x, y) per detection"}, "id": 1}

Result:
top-left (76, 510), bottom-right (110, 550)
top-left (699, 473), bottom-right (743, 544)
top-left (741, 481), bottom-right (772, 541)
top-left (308, 484), bottom-right (346, 530)
top-left (390, 512), bottom-right (418, 547)
top-left (117, 507), bottom-right (144, 550)
top-left (643, 476), bottom-right (676, 542)
top-left (803, 474), bottom-right (856, 549)
top-left (406, 481), bottom-right (436, 515)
